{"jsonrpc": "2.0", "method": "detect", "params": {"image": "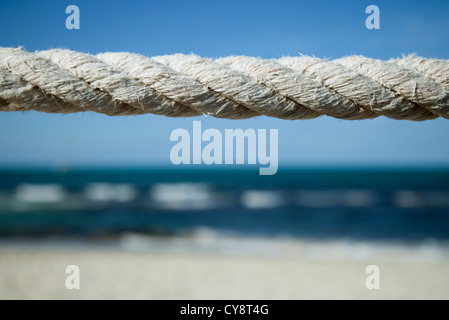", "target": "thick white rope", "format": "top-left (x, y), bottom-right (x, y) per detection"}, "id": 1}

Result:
top-left (1, 47), bottom-right (448, 120)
